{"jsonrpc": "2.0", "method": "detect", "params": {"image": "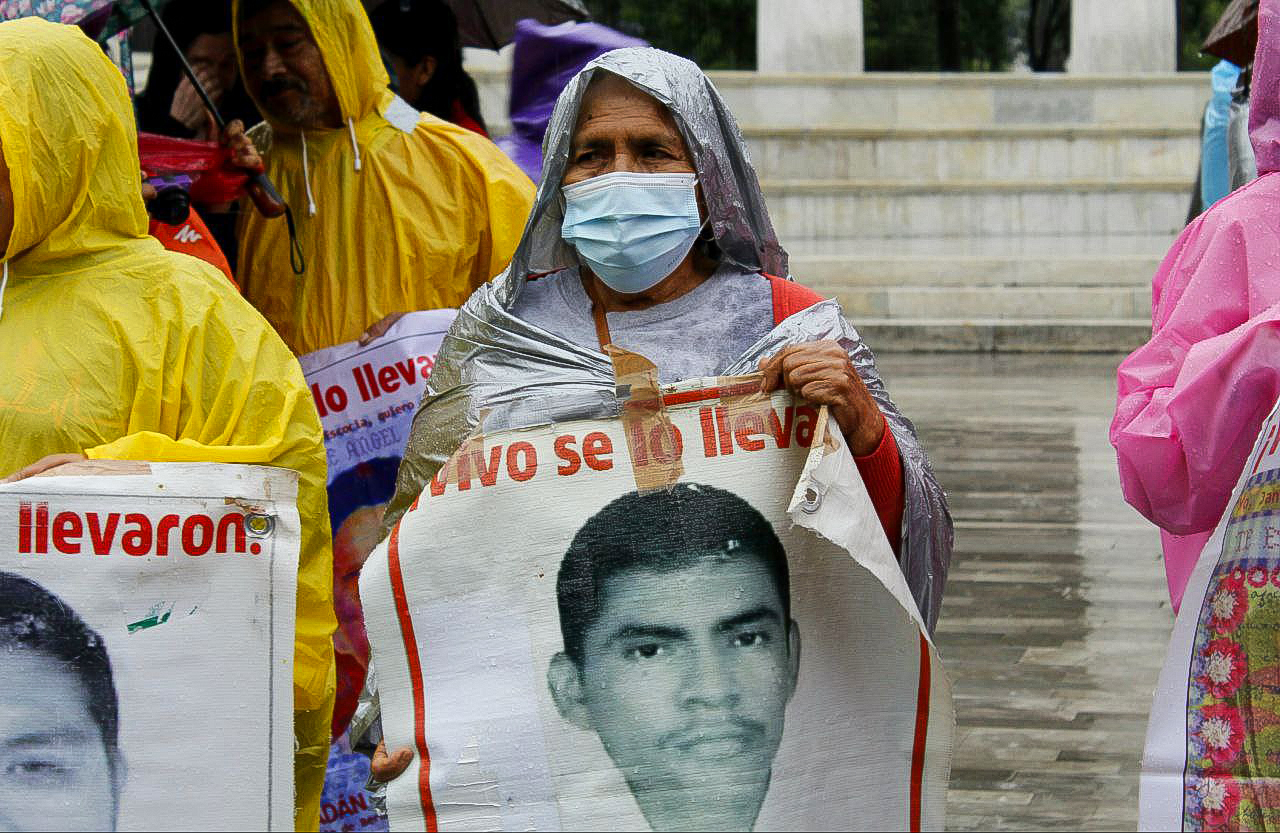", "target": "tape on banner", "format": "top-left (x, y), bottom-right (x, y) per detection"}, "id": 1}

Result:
top-left (606, 346), bottom-right (685, 493)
